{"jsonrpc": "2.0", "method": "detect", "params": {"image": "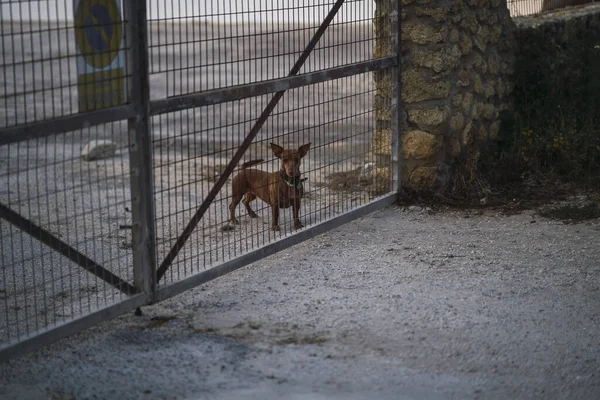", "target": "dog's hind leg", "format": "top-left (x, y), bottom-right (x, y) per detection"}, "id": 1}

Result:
top-left (242, 193), bottom-right (258, 218)
top-left (229, 194), bottom-right (243, 225)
